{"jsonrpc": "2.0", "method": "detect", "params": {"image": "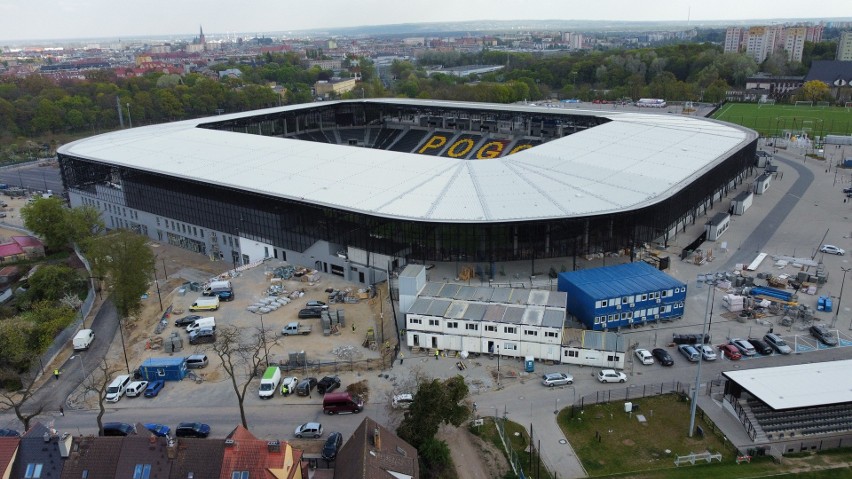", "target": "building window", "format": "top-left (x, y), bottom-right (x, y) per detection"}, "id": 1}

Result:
top-left (523, 330), bottom-right (537, 336)
top-left (200, 229), bottom-right (204, 238)
top-left (428, 319), bottom-right (439, 326)
top-left (485, 325), bottom-right (497, 332)
top-left (503, 343), bottom-right (517, 351)
top-left (465, 323), bottom-right (478, 331)
top-left (600, 300), bottom-right (608, 307)
top-left (641, 294), bottom-right (648, 301)
top-left (133, 464), bottom-right (152, 479)
top-left (409, 318), bottom-right (422, 325)
top-left (564, 350), bottom-right (578, 358)
top-left (545, 331), bottom-right (558, 338)
top-left (661, 290), bottom-right (668, 297)
top-left (231, 473), bottom-right (249, 479)
top-left (447, 322), bottom-right (458, 329)
top-left (24, 464), bottom-right (43, 478)
top-left (503, 326), bottom-right (516, 334)
top-left (156, 217), bottom-right (160, 226)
